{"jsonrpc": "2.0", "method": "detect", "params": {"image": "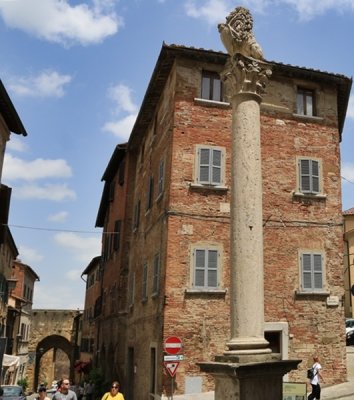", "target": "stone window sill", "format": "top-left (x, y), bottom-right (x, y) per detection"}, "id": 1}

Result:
top-left (190, 183), bottom-right (228, 192)
top-left (194, 98), bottom-right (230, 108)
top-left (292, 191), bottom-right (327, 200)
top-left (292, 113), bottom-right (323, 122)
top-left (185, 288), bottom-right (227, 295)
top-left (295, 289), bottom-right (330, 296)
